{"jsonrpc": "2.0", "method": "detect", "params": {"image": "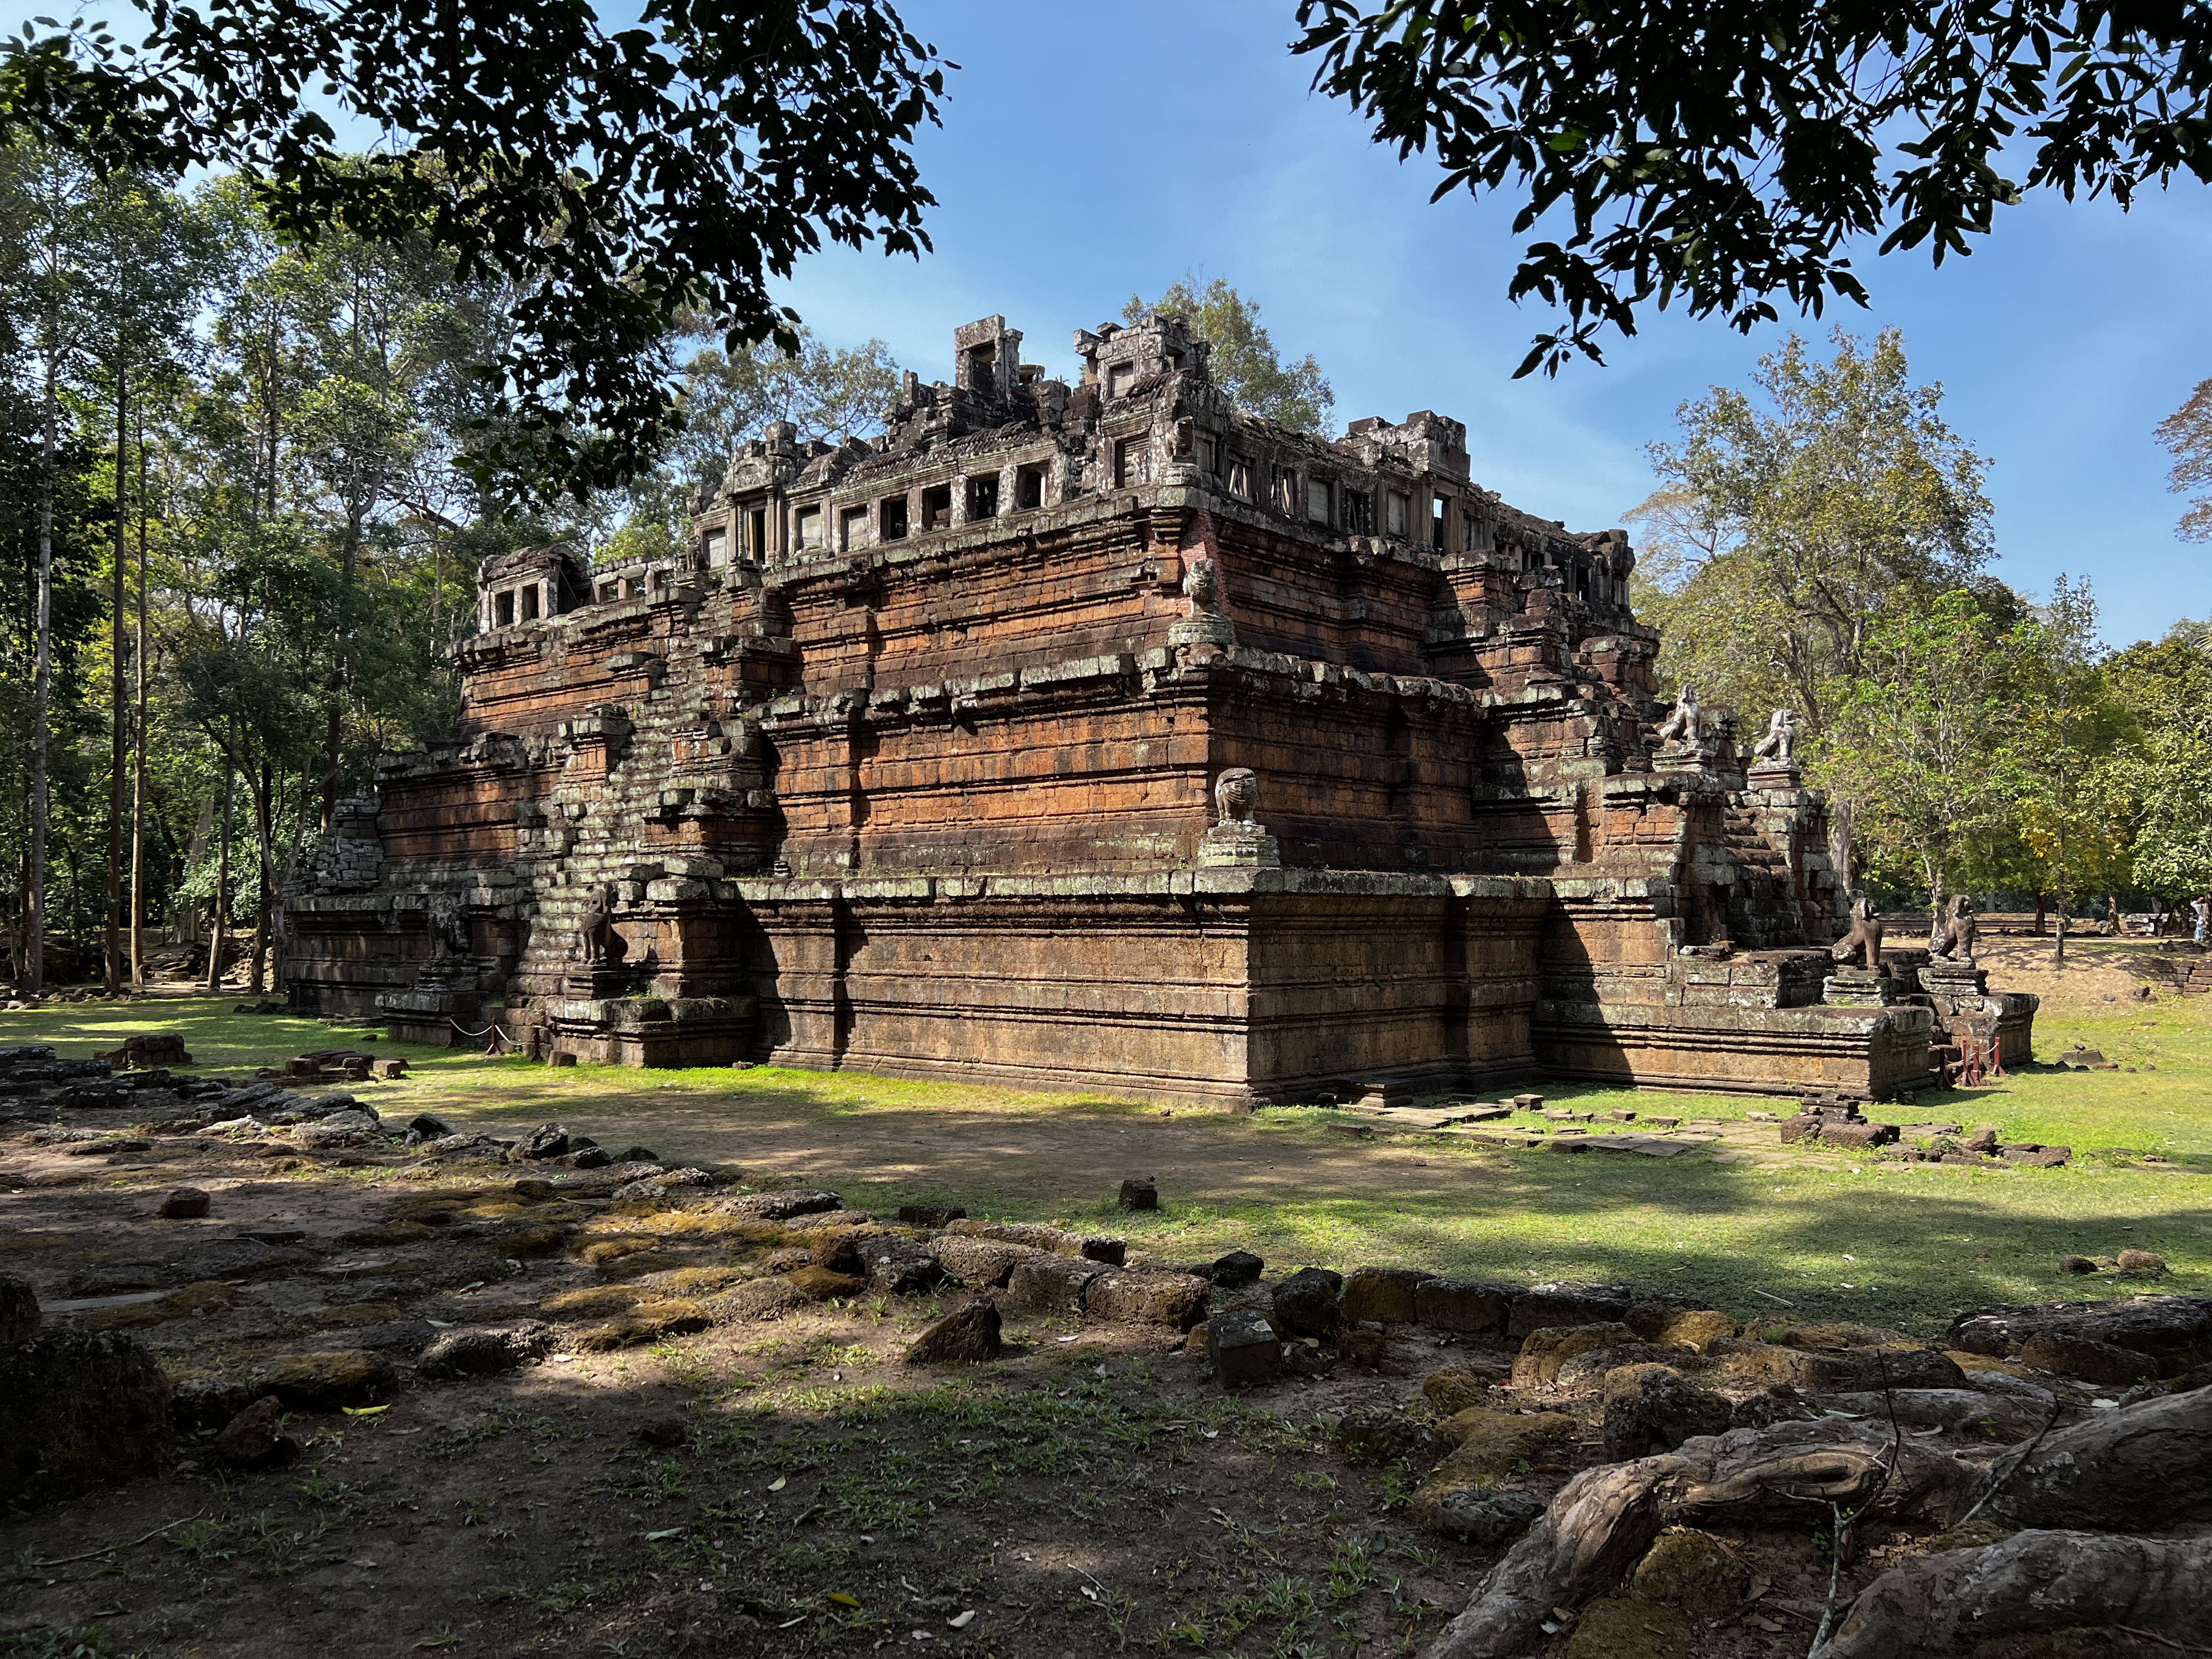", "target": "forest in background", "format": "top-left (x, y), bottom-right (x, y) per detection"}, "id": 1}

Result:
top-left (5, 153), bottom-right (2212, 999)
